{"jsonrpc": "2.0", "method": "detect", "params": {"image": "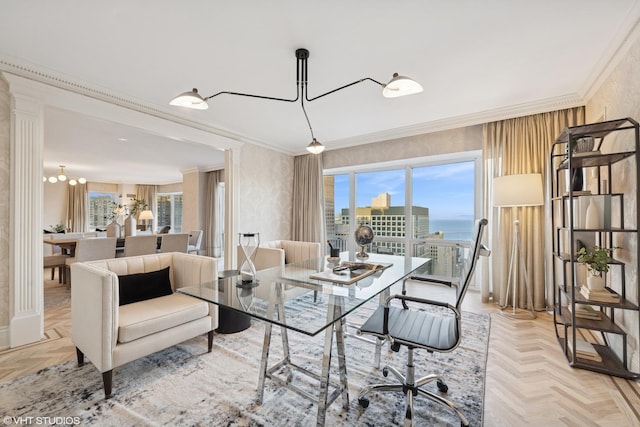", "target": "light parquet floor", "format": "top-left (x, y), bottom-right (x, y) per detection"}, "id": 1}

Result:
top-left (1, 277), bottom-right (639, 426)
